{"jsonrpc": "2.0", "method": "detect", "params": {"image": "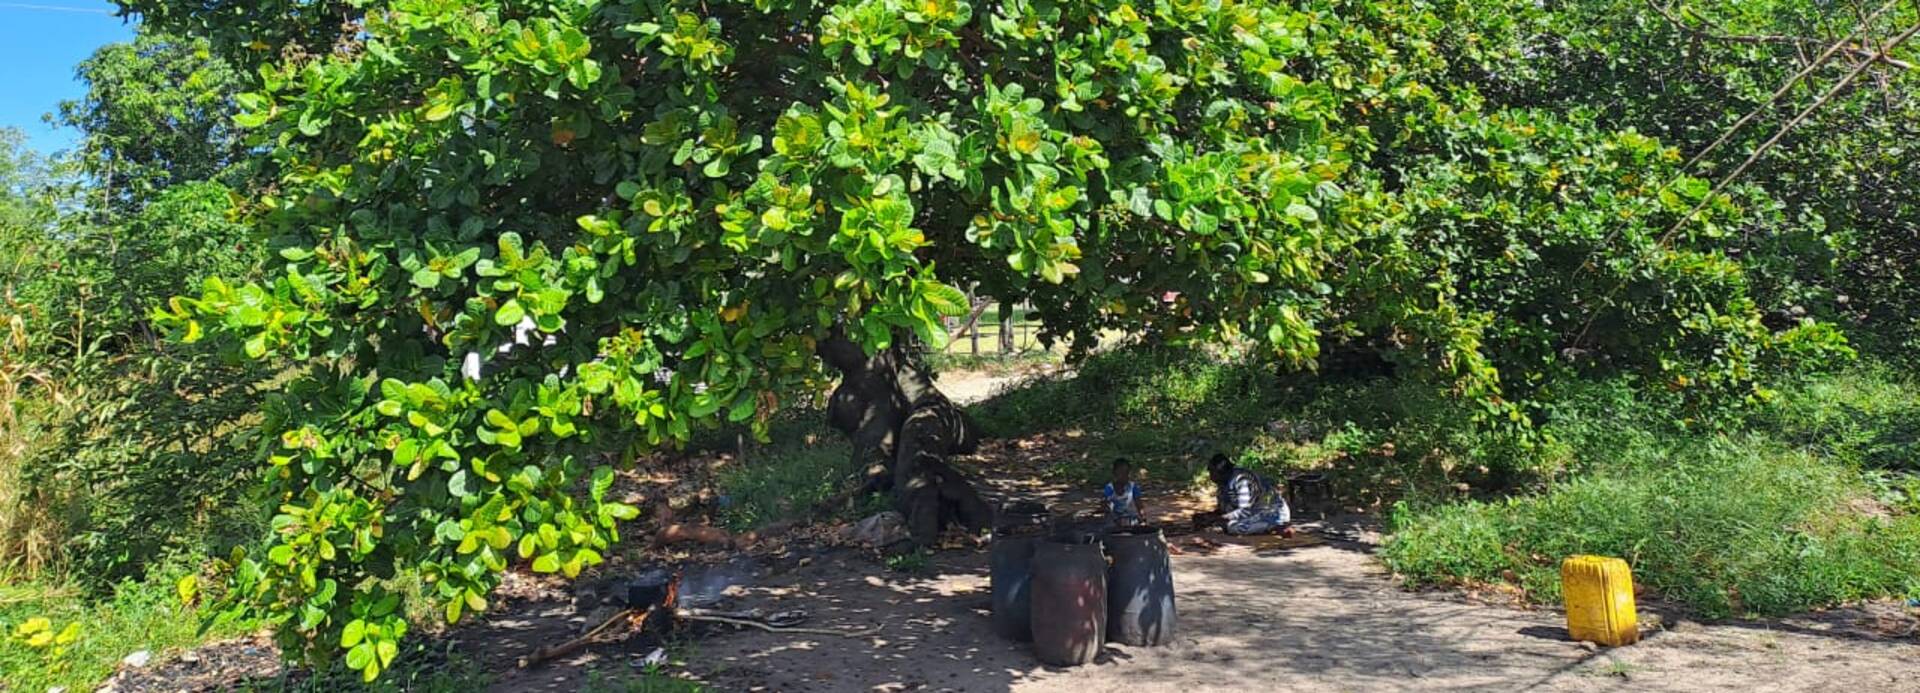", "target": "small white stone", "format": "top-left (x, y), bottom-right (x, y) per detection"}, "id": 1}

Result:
top-left (122, 650), bottom-right (152, 668)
